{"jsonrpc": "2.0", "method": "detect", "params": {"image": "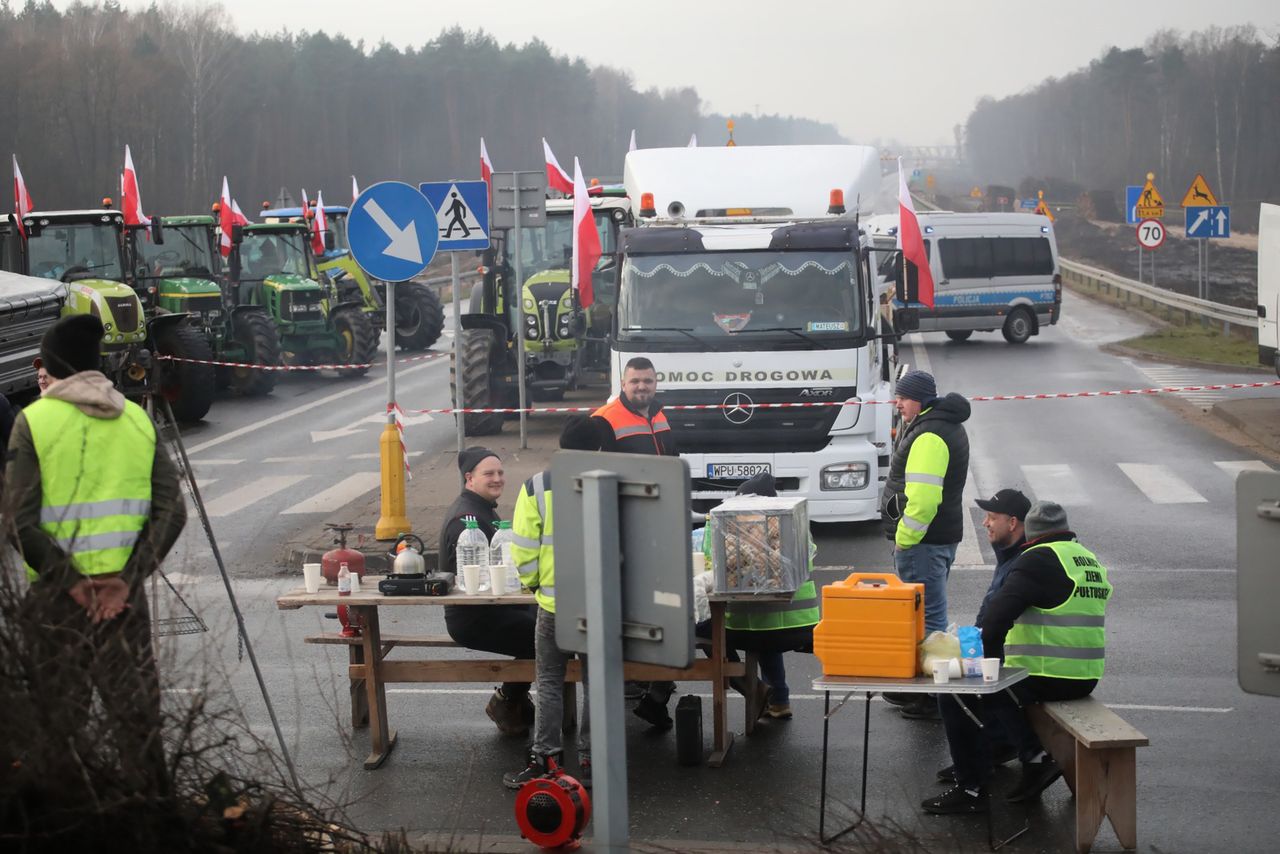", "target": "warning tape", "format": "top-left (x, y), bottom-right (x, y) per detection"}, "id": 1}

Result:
top-left (389, 403), bottom-right (412, 480)
top-left (154, 350), bottom-right (449, 372)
